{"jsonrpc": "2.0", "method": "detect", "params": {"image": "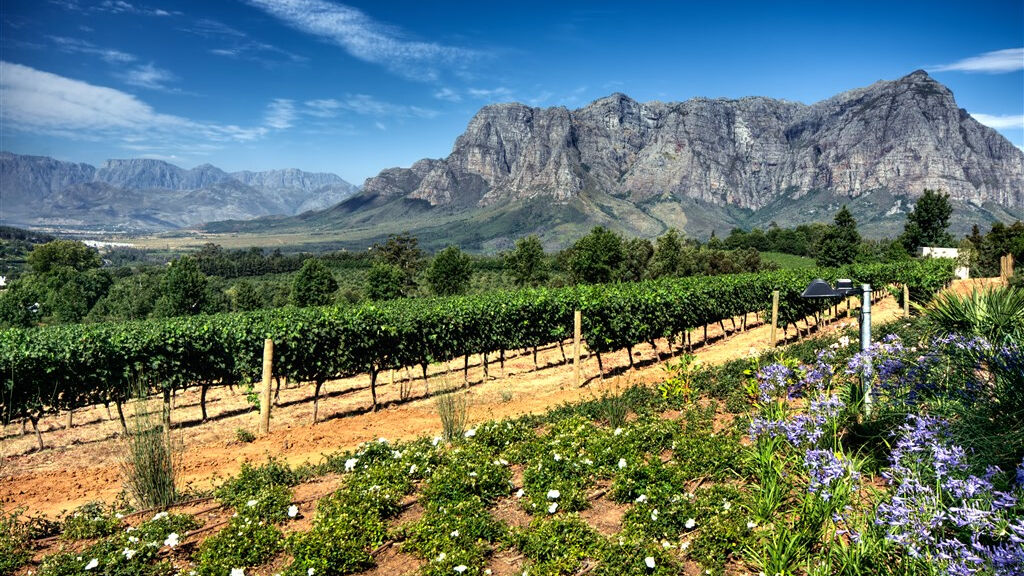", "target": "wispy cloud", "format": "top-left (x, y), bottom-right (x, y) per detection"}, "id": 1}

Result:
top-left (970, 113), bottom-right (1024, 130)
top-left (183, 18), bottom-right (306, 66)
top-left (467, 87), bottom-right (515, 101)
top-left (118, 63), bottom-right (177, 90)
top-left (52, 0), bottom-right (180, 17)
top-left (932, 48), bottom-right (1024, 73)
top-left (244, 0), bottom-right (479, 81)
top-left (49, 35), bottom-right (136, 63)
top-left (265, 99), bottom-right (297, 129)
top-left (433, 87), bottom-right (462, 102)
top-left (0, 61), bottom-right (272, 151)
top-left (303, 95), bottom-right (438, 118)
